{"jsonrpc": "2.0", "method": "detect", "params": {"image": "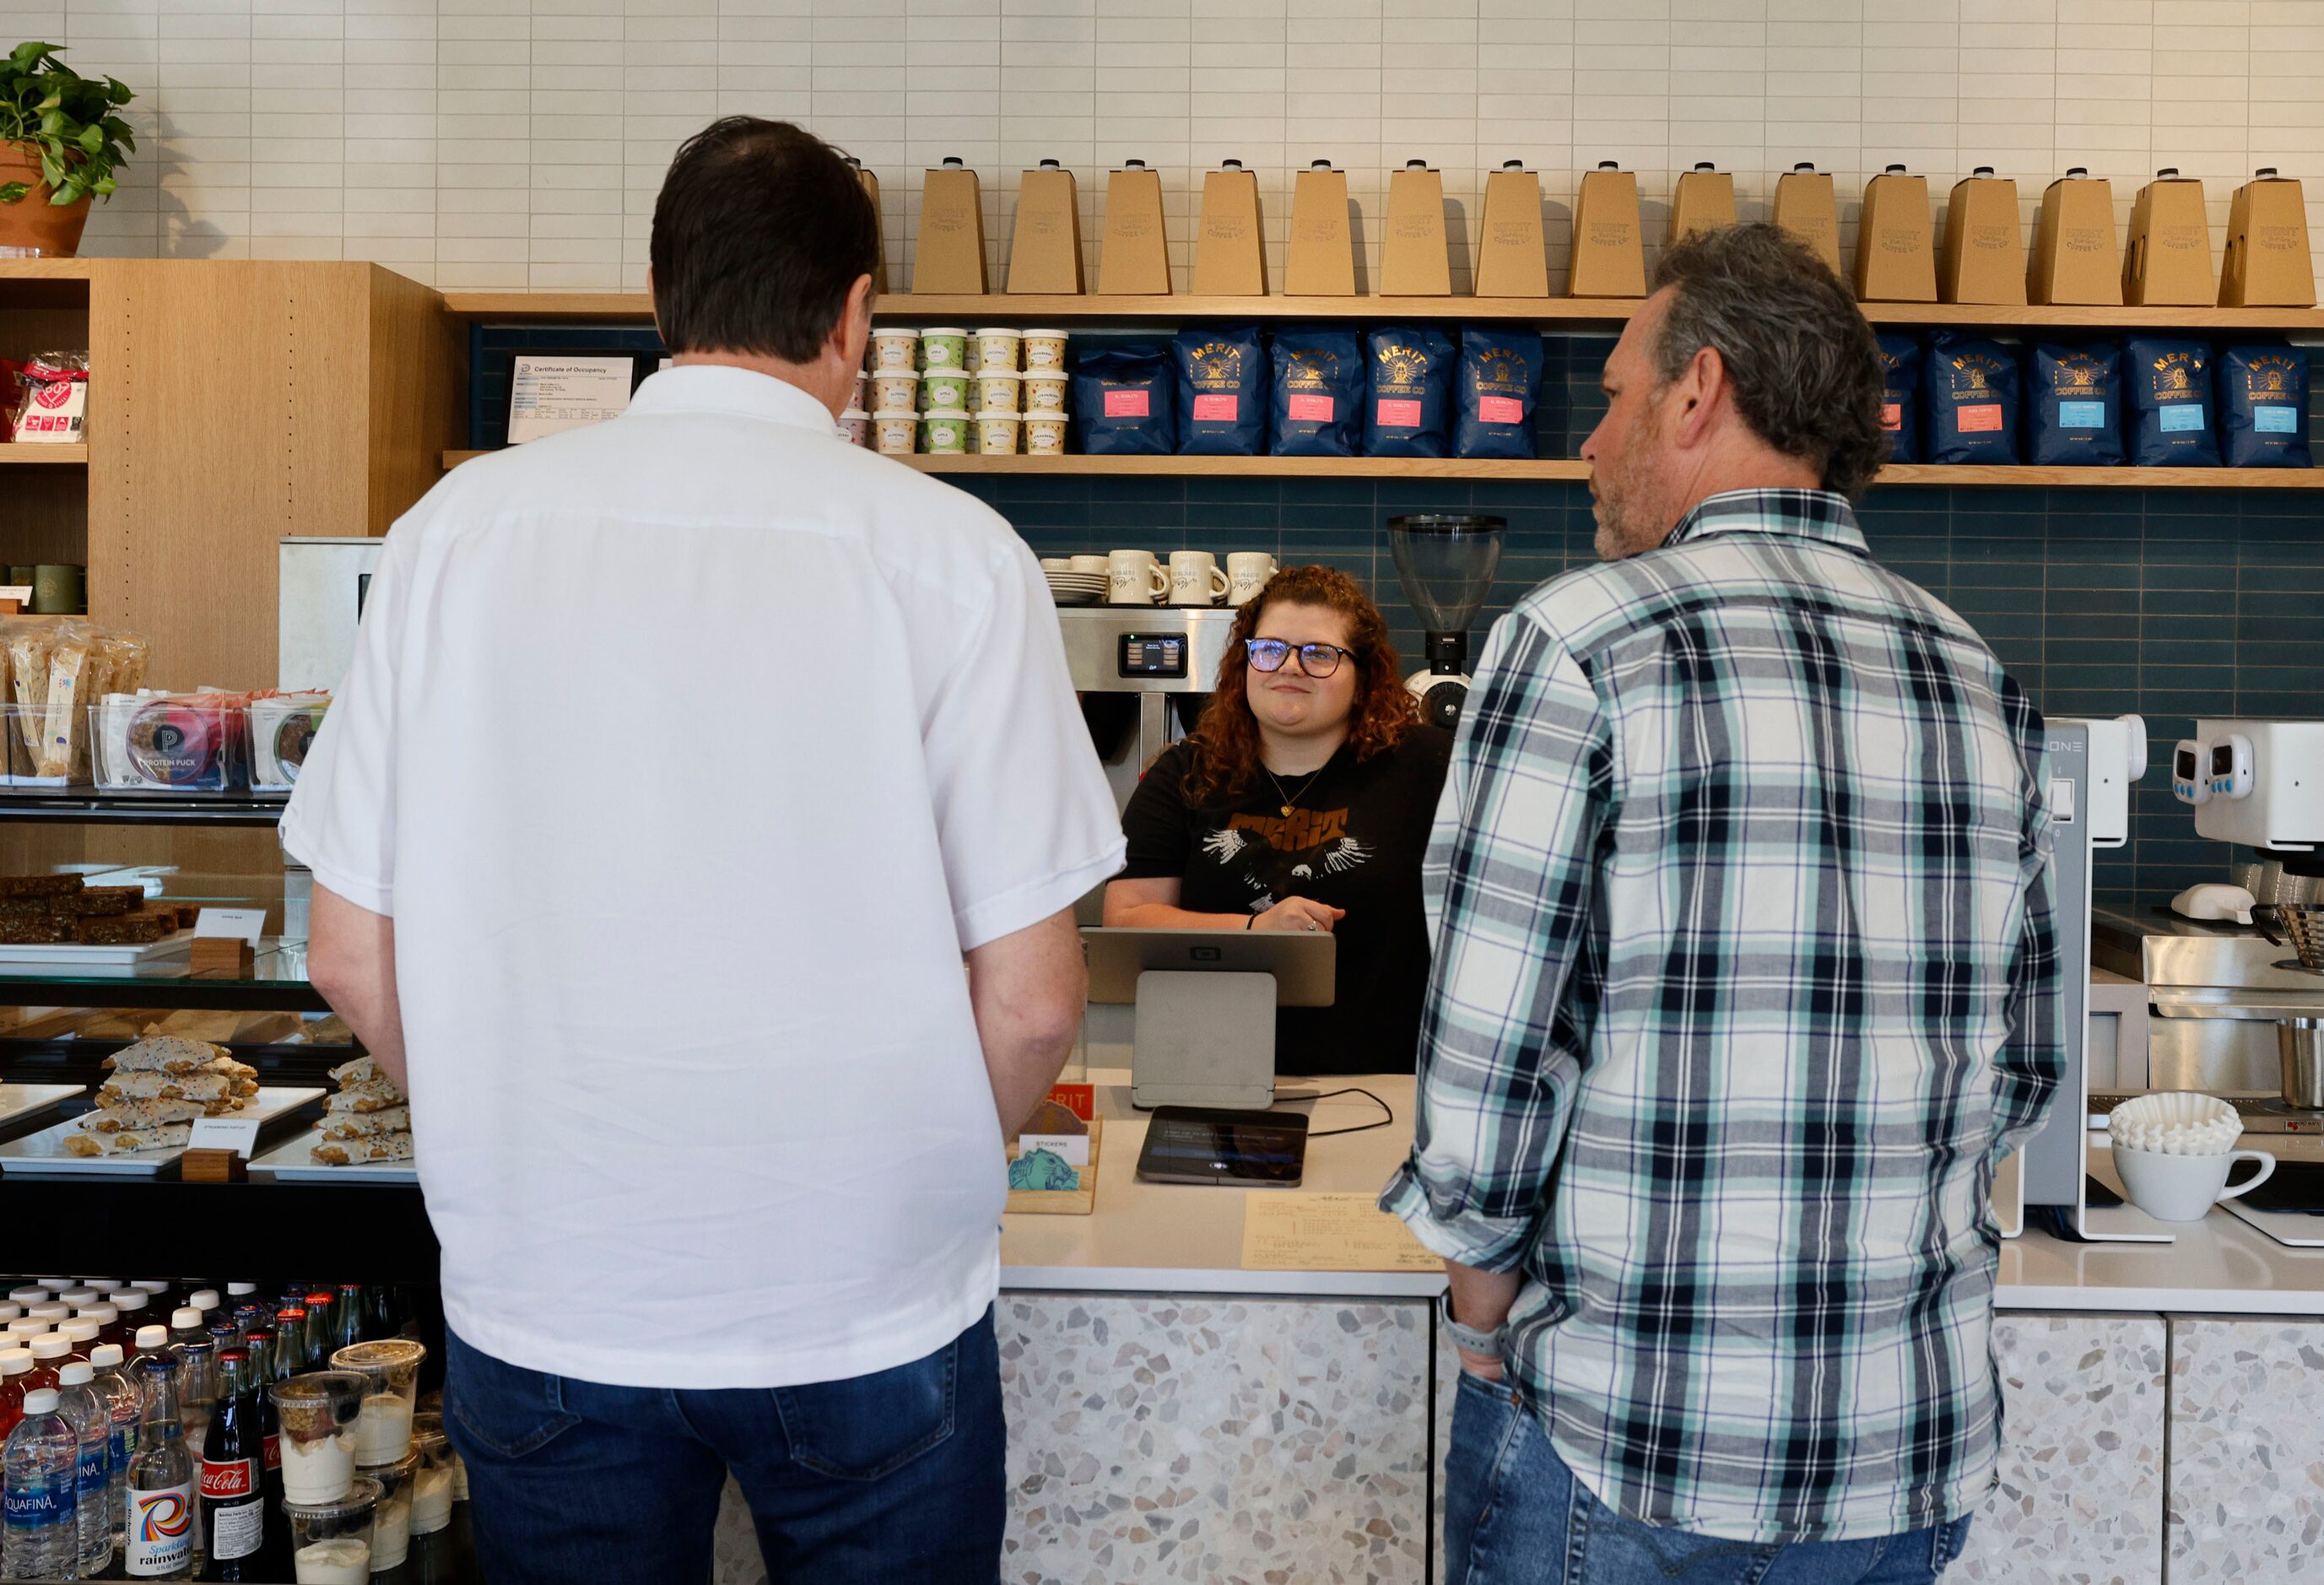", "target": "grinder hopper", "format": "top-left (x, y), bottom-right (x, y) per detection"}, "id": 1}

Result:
top-left (1388, 513), bottom-right (1505, 730)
